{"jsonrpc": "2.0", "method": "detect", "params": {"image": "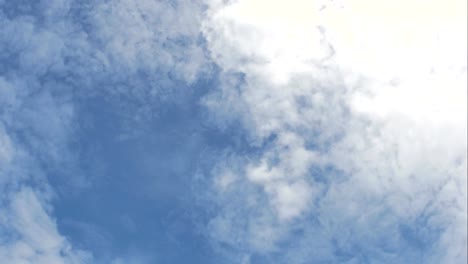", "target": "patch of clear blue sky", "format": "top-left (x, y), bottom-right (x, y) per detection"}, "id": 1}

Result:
top-left (52, 77), bottom-right (228, 263)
